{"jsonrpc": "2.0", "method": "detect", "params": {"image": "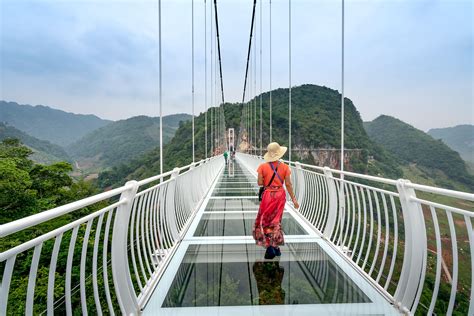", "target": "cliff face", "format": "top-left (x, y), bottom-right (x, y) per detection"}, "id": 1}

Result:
top-left (292, 147), bottom-right (363, 171)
